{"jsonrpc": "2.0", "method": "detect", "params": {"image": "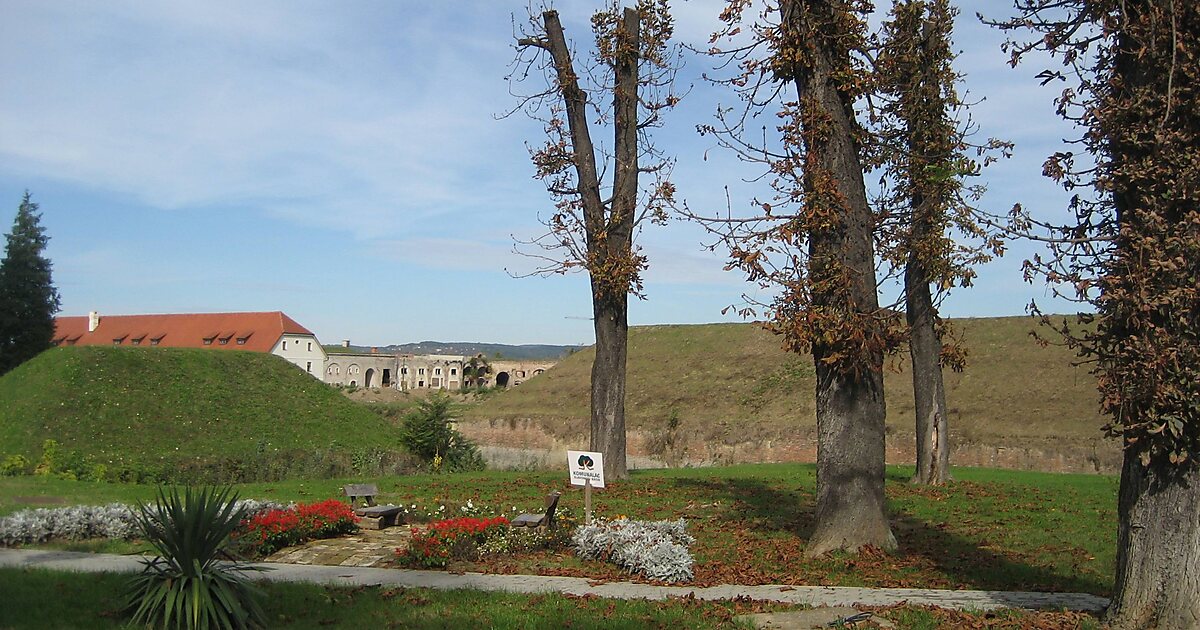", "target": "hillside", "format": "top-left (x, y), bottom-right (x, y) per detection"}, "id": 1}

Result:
top-left (459, 316), bottom-right (1117, 472)
top-left (0, 347), bottom-right (405, 481)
